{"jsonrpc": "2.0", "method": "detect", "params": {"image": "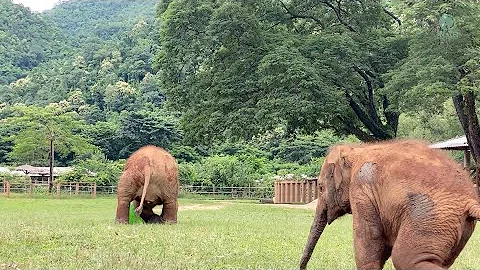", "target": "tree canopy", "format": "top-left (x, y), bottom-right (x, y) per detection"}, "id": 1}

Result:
top-left (155, 0), bottom-right (408, 143)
